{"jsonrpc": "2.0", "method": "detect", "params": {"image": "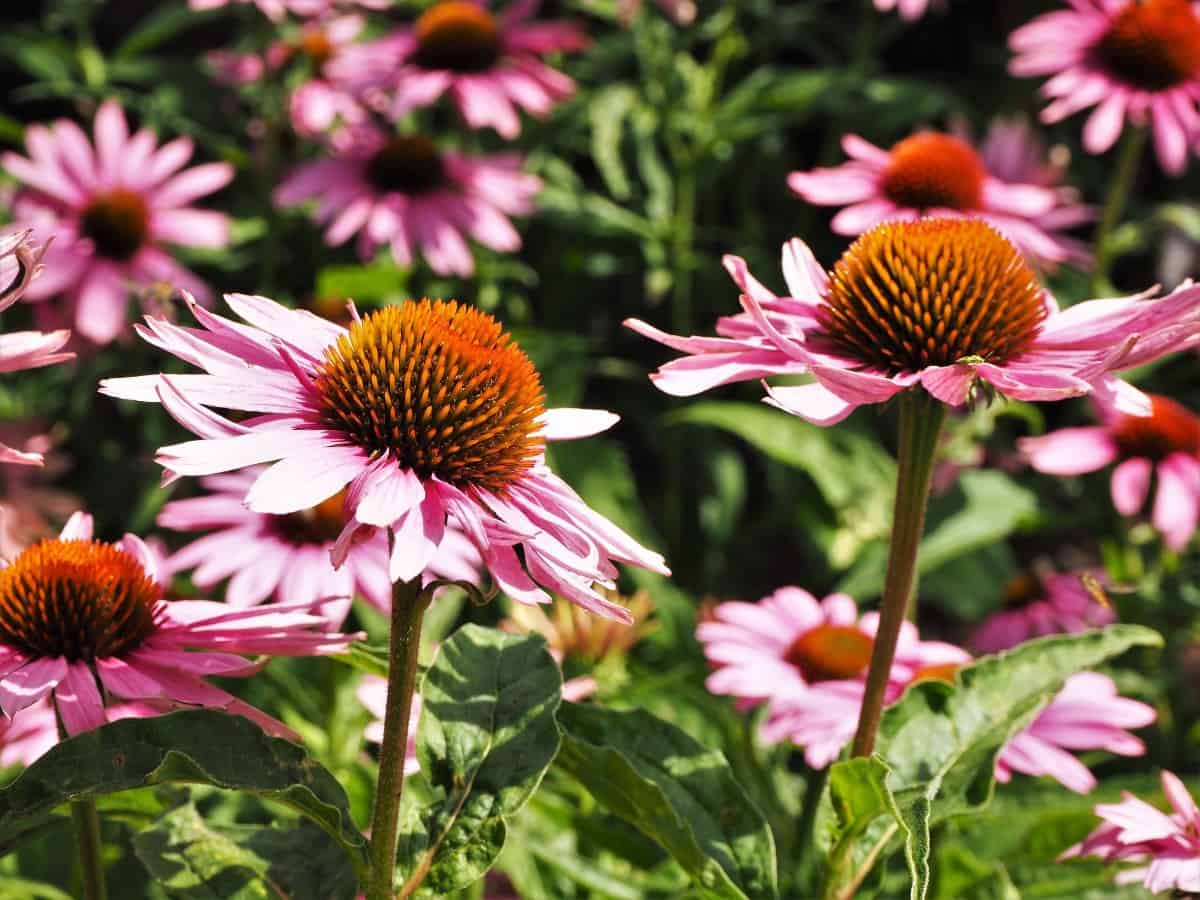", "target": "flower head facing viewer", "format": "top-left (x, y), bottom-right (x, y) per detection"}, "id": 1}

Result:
top-left (0, 511), bottom-right (356, 741)
top-left (1, 100), bottom-right (233, 344)
top-left (101, 295), bottom-right (668, 622)
top-left (626, 218), bottom-right (1200, 426)
top-left (1010, 0), bottom-right (1200, 175)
